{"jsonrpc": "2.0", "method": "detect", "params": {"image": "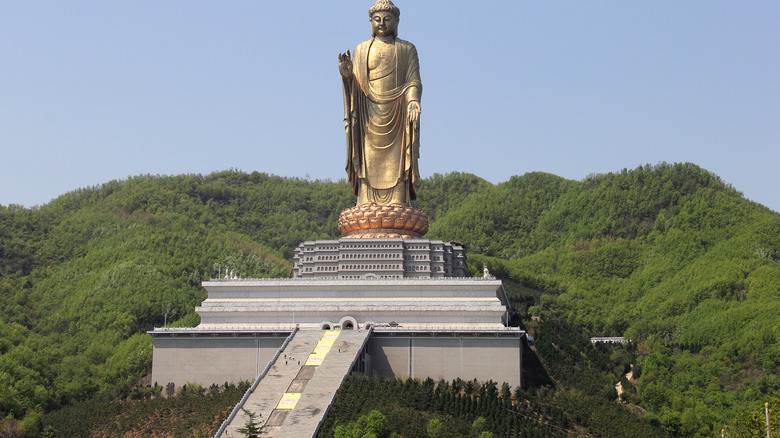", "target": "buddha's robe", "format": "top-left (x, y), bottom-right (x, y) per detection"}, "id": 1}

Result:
top-left (342, 37), bottom-right (422, 206)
